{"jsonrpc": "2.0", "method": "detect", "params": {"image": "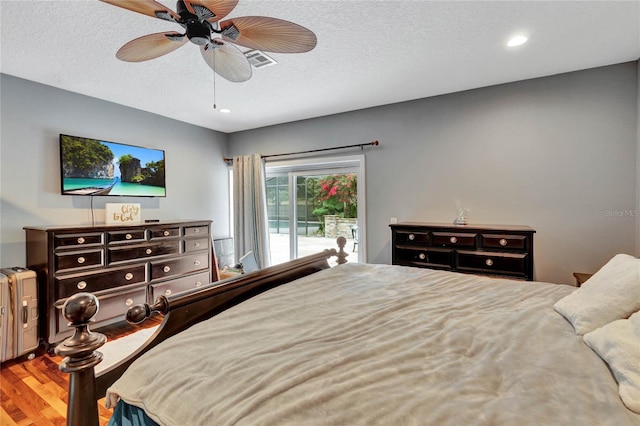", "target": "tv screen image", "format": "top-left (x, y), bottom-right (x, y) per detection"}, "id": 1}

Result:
top-left (60, 134), bottom-right (166, 197)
